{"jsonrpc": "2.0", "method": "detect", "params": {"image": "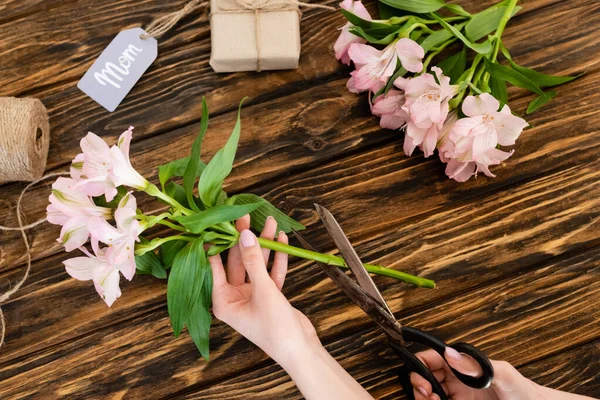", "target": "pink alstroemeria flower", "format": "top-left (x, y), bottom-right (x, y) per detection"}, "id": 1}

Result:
top-left (371, 89), bottom-right (410, 130)
top-left (398, 67), bottom-right (458, 157)
top-left (88, 192), bottom-right (141, 281)
top-left (334, 0), bottom-right (371, 65)
top-left (436, 111), bottom-right (459, 163)
top-left (348, 39), bottom-right (424, 93)
top-left (47, 177), bottom-right (112, 251)
top-left (72, 132), bottom-right (119, 202)
top-left (63, 241), bottom-right (122, 307)
top-left (108, 127), bottom-right (149, 191)
top-left (444, 93), bottom-right (529, 182)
